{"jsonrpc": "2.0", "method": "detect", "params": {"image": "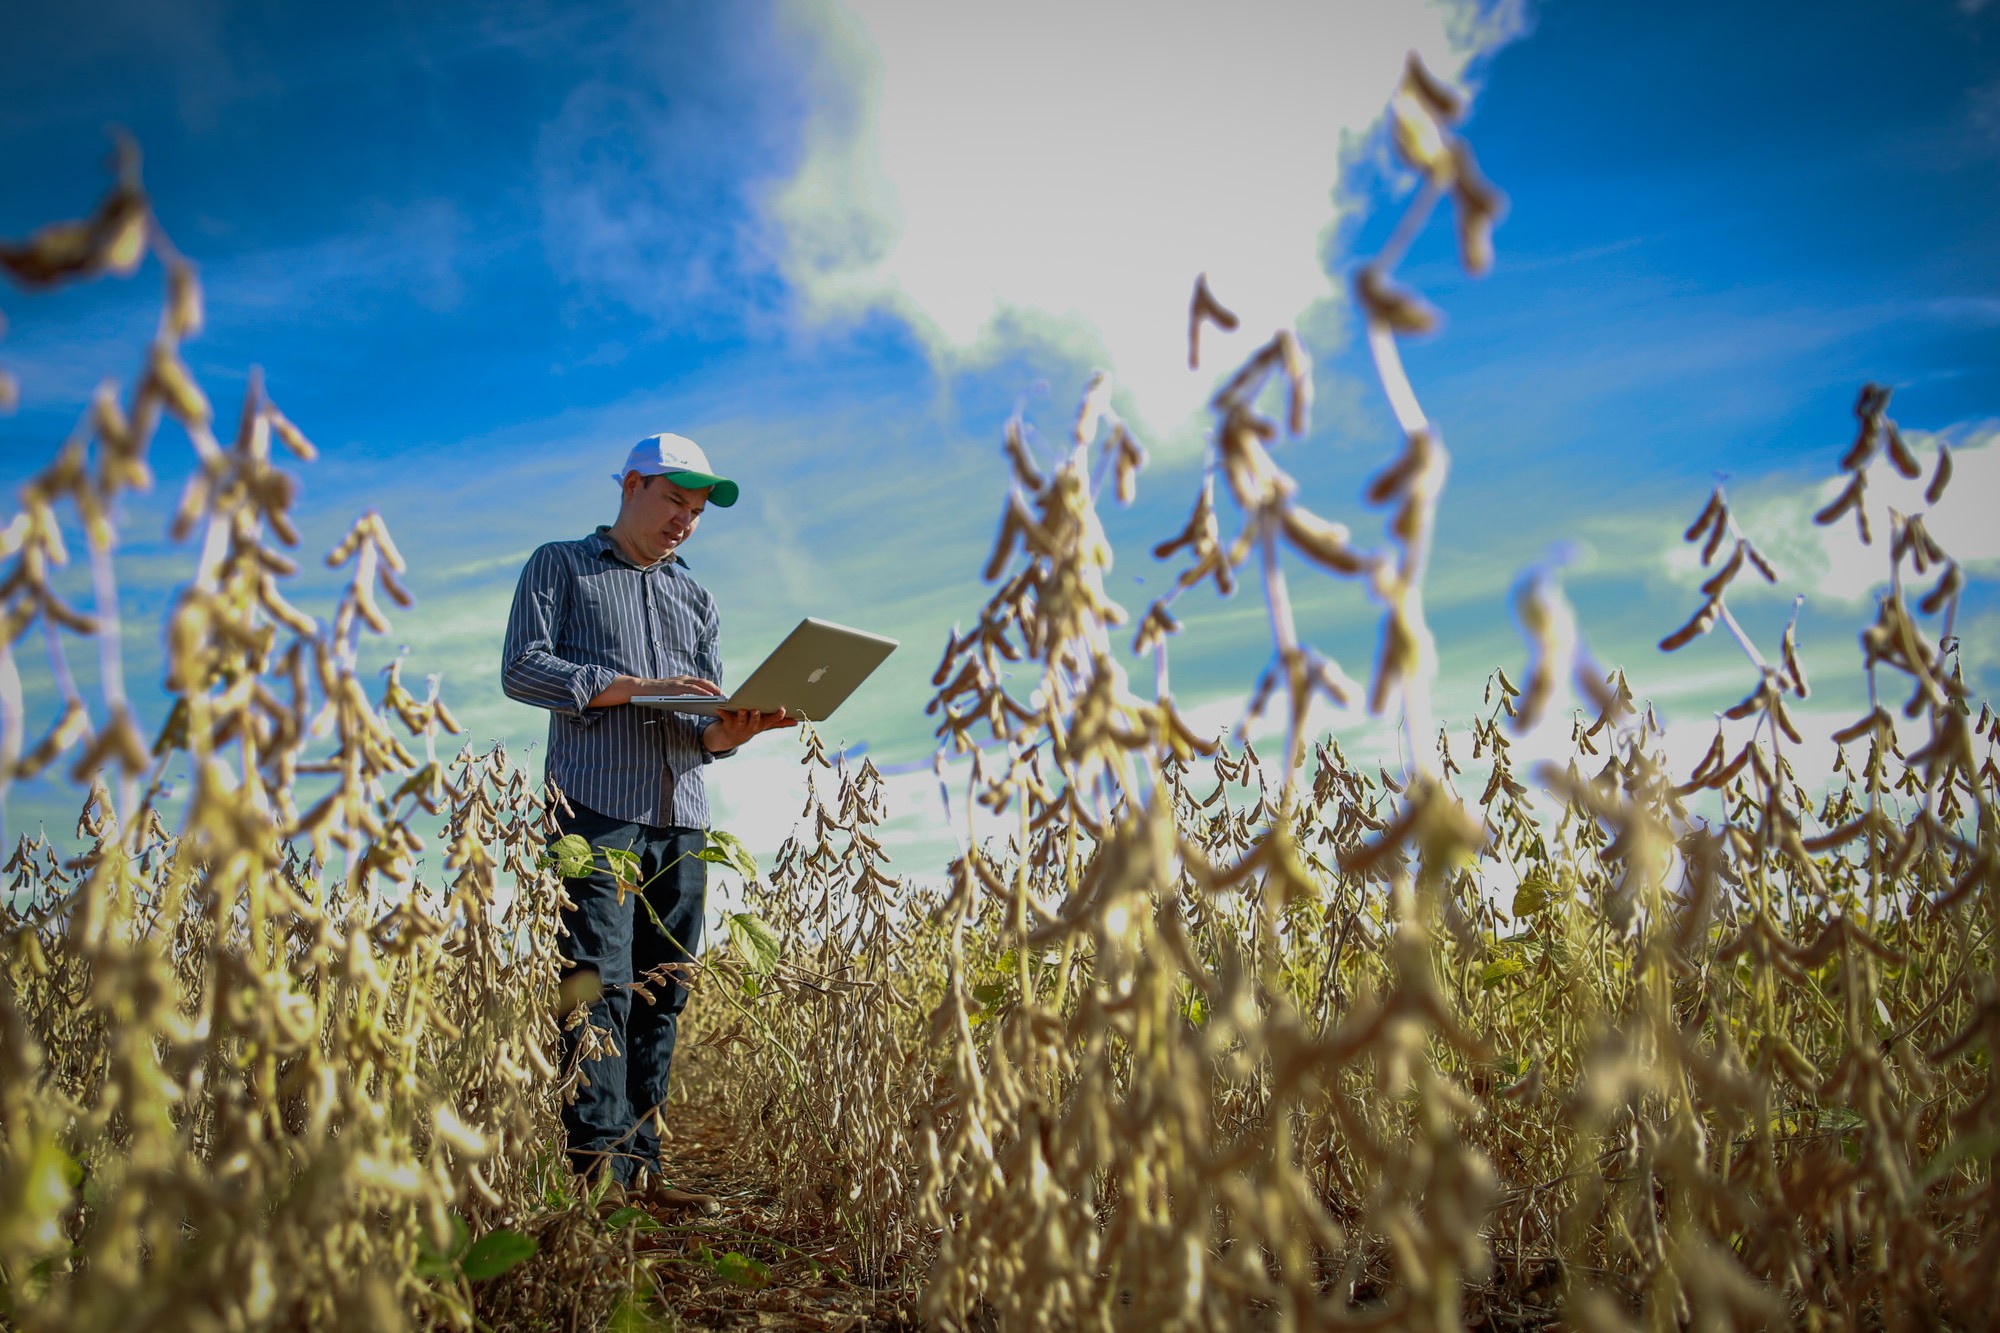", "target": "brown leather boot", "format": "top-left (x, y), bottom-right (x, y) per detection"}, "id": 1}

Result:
top-left (633, 1168), bottom-right (721, 1217)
